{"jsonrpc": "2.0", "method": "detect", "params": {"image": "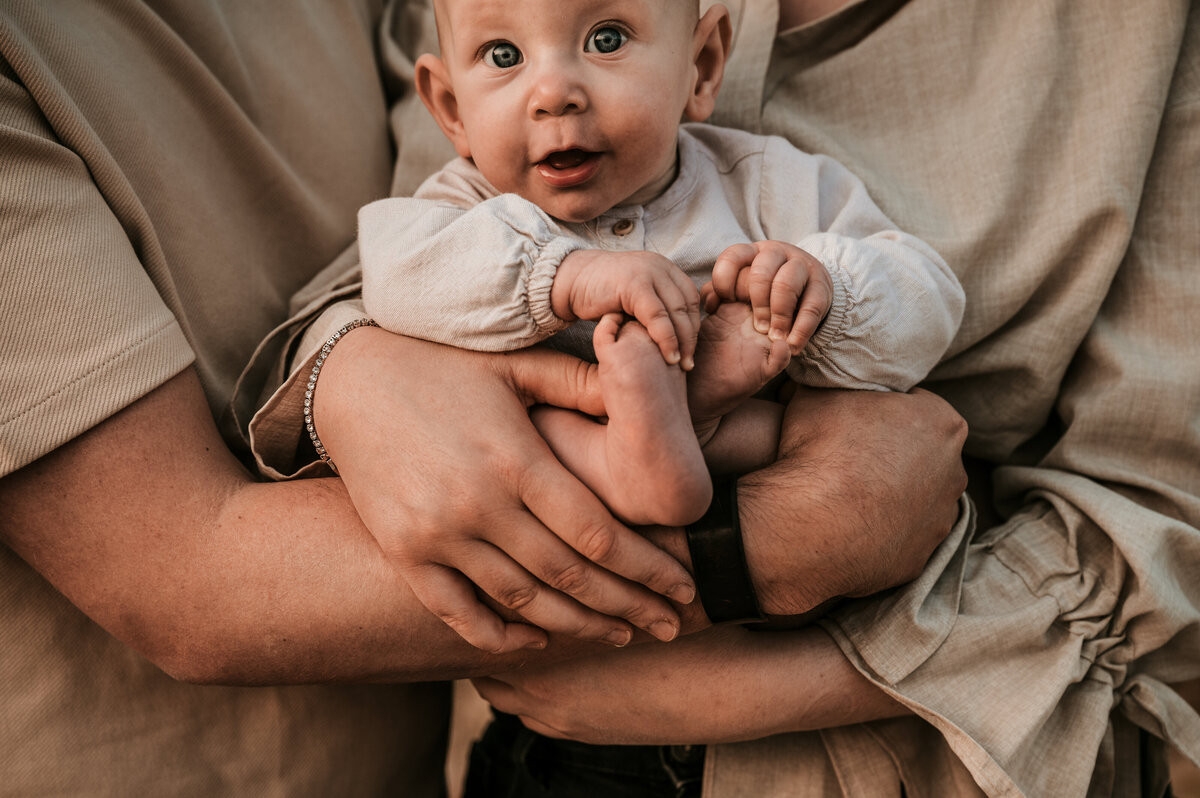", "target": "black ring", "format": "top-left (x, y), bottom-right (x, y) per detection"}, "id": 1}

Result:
top-left (685, 476), bottom-right (766, 624)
